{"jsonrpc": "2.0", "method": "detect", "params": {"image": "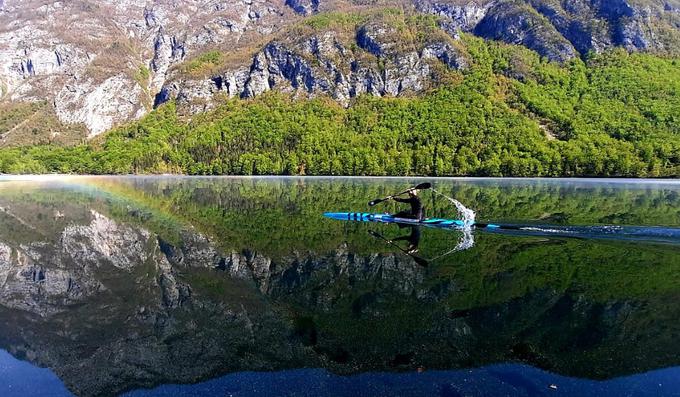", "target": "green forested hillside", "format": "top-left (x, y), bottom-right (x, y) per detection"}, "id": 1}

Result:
top-left (1, 36), bottom-right (679, 176)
